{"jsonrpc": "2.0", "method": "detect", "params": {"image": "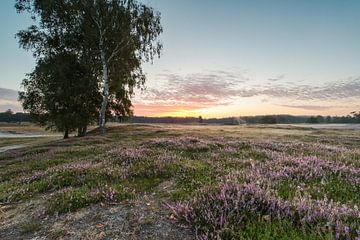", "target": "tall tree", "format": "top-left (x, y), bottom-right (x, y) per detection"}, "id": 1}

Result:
top-left (16, 0), bottom-right (163, 133)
